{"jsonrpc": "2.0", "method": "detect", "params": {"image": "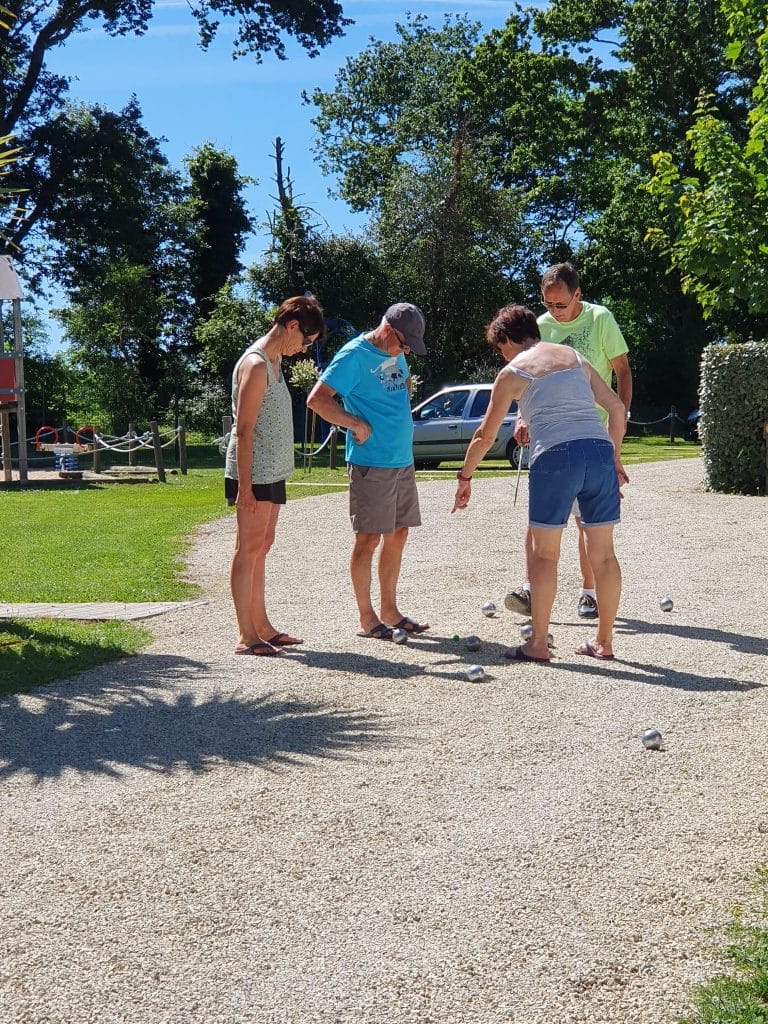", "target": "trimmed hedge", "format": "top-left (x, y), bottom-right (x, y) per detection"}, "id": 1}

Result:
top-left (699, 342), bottom-right (768, 495)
